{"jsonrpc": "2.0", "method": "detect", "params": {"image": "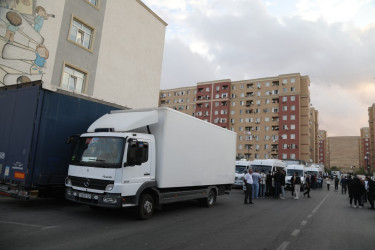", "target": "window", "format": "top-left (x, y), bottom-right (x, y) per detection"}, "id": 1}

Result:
top-left (266, 82), bottom-right (270, 87)
top-left (206, 88), bottom-right (210, 92)
top-left (283, 88), bottom-right (287, 93)
top-left (232, 85), bottom-right (236, 90)
top-left (232, 102), bottom-right (236, 107)
top-left (291, 134), bottom-right (296, 139)
top-left (61, 65), bottom-right (87, 93)
top-left (86, 0), bottom-right (99, 7)
top-left (282, 96), bottom-right (287, 102)
top-left (291, 87), bottom-right (295, 92)
top-left (291, 105), bottom-right (295, 111)
top-left (291, 115), bottom-right (296, 120)
top-left (69, 17), bottom-right (94, 50)
top-left (291, 124), bottom-right (296, 130)
top-left (283, 115), bottom-right (287, 120)
top-left (283, 106), bottom-right (288, 111)
top-left (290, 154), bottom-right (296, 159)
top-left (282, 79), bottom-right (287, 84)
top-left (291, 78), bottom-right (295, 83)
top-left (282, 154), bottom-right (287, 159)
top-left (291, 96), bottom-right (296, 101)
